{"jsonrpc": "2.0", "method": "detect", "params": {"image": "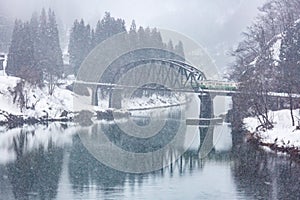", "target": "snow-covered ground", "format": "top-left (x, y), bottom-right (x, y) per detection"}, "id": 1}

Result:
top-left (123, 94), bottom-right (184, 110)
top-left (0, 75), bottom-right (74, 122)
top-left (0, 76), bottom-right (23, 117)
top-left (244, 109), bottom-right (300, 149)
top-left (0, 74), bottom-right (185, 123)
